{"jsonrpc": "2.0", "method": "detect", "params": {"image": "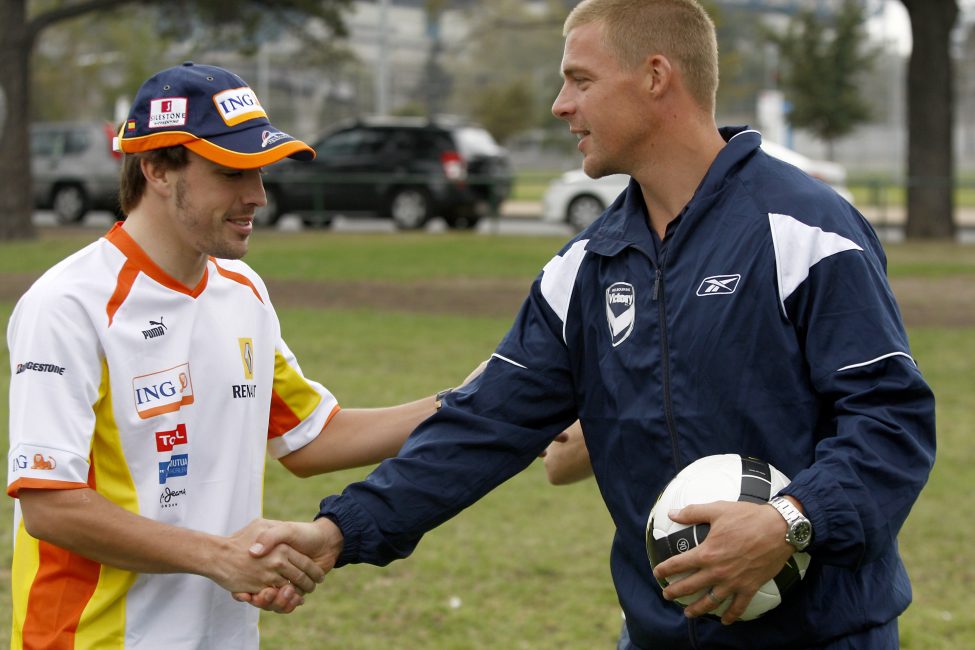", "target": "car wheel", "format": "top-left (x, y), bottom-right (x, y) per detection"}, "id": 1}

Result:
top-left (387, 188), bottom-right (431, 230)
top-left (445, 214), bottom-right (480, 230)
top-left (300, 215), bottom-right (334, 229)
top-left (51, 184), bottom-right (88, 224)
top-left (566, 194), bottom-right (604, 232)
top-left (255, 185), bottom-right (282, 227)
